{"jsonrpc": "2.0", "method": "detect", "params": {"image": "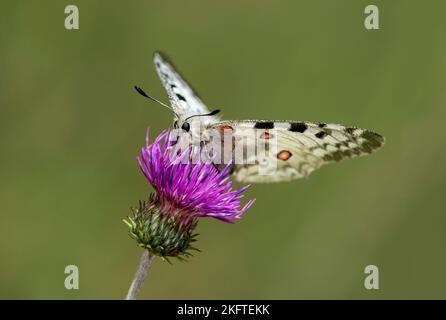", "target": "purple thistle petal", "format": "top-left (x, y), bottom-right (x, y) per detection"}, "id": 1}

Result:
top-left (137, 129), bottom-right (255, 223)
